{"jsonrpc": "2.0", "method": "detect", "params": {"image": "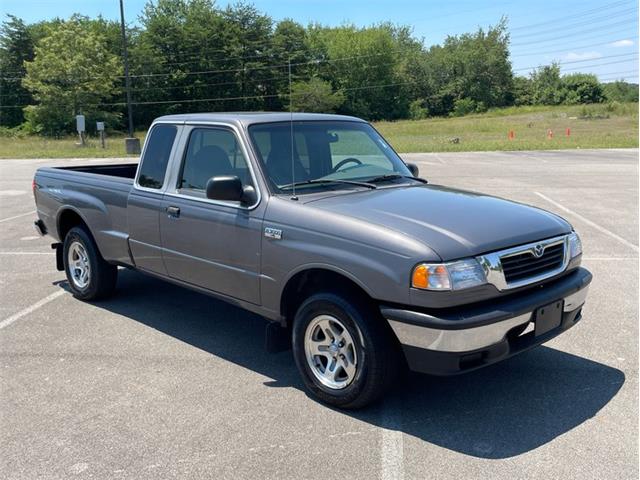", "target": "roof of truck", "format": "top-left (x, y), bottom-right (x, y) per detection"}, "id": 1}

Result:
top-left (154, 112), bottom-right (366, 127)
